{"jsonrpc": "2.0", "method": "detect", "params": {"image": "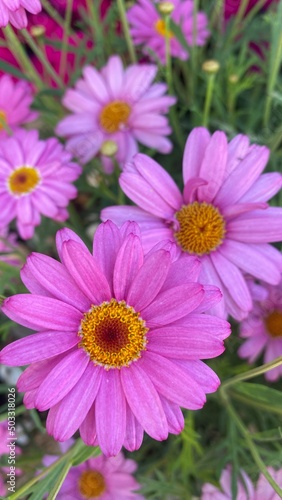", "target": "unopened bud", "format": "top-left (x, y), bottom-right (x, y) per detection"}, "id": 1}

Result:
top-left (158, 2), bottom-right (175, 15)
top-left (100, 140), bottom-right (118, 157)
top-left (30, 25), bottom-right (46, 38)
top-left (202, 60), bottom-right (220, 74)
top-left (229, 74), bottom-right (239, 84)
